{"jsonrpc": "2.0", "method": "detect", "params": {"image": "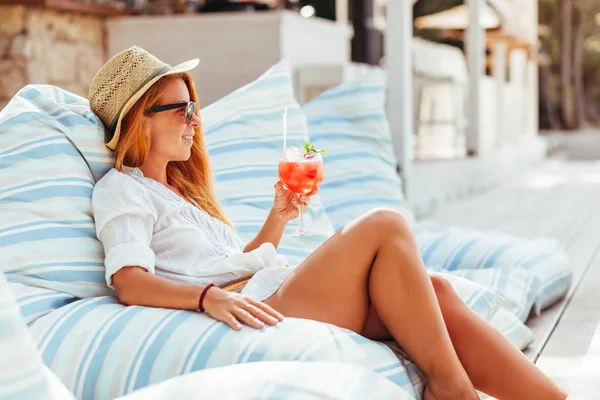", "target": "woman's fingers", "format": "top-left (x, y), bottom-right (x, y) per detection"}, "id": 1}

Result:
top-left (245, 303), bottom-right (279, 325)
top-left (232, 307), bottom-right (265, 329)
top-left (208, 295), bottom-right (284, 331)
top-left (247, 297), bottom-right (285, 321)
top-left (224, 313), bottom-right (243, 331)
